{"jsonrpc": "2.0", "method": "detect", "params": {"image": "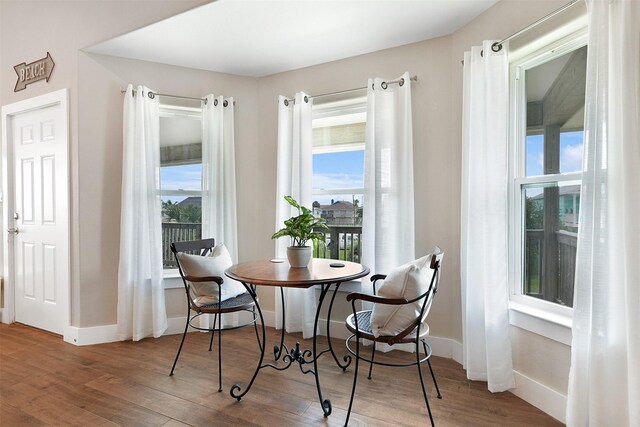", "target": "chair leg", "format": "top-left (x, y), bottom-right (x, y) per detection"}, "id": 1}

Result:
top-left (367, 342), bottom-right (376, 380)
top-left (170, 314), bottom-right (190, 376)
top-left (209, 314), bottom-right (217, 351)
top-left (417, 340), bottom-right (435, 427)
top-left (424, 341), bottom-right (442, 399)
top-left (217, 312), bottom-right (223, 392)
top-left (344, 335), bottom-right (360, 427)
